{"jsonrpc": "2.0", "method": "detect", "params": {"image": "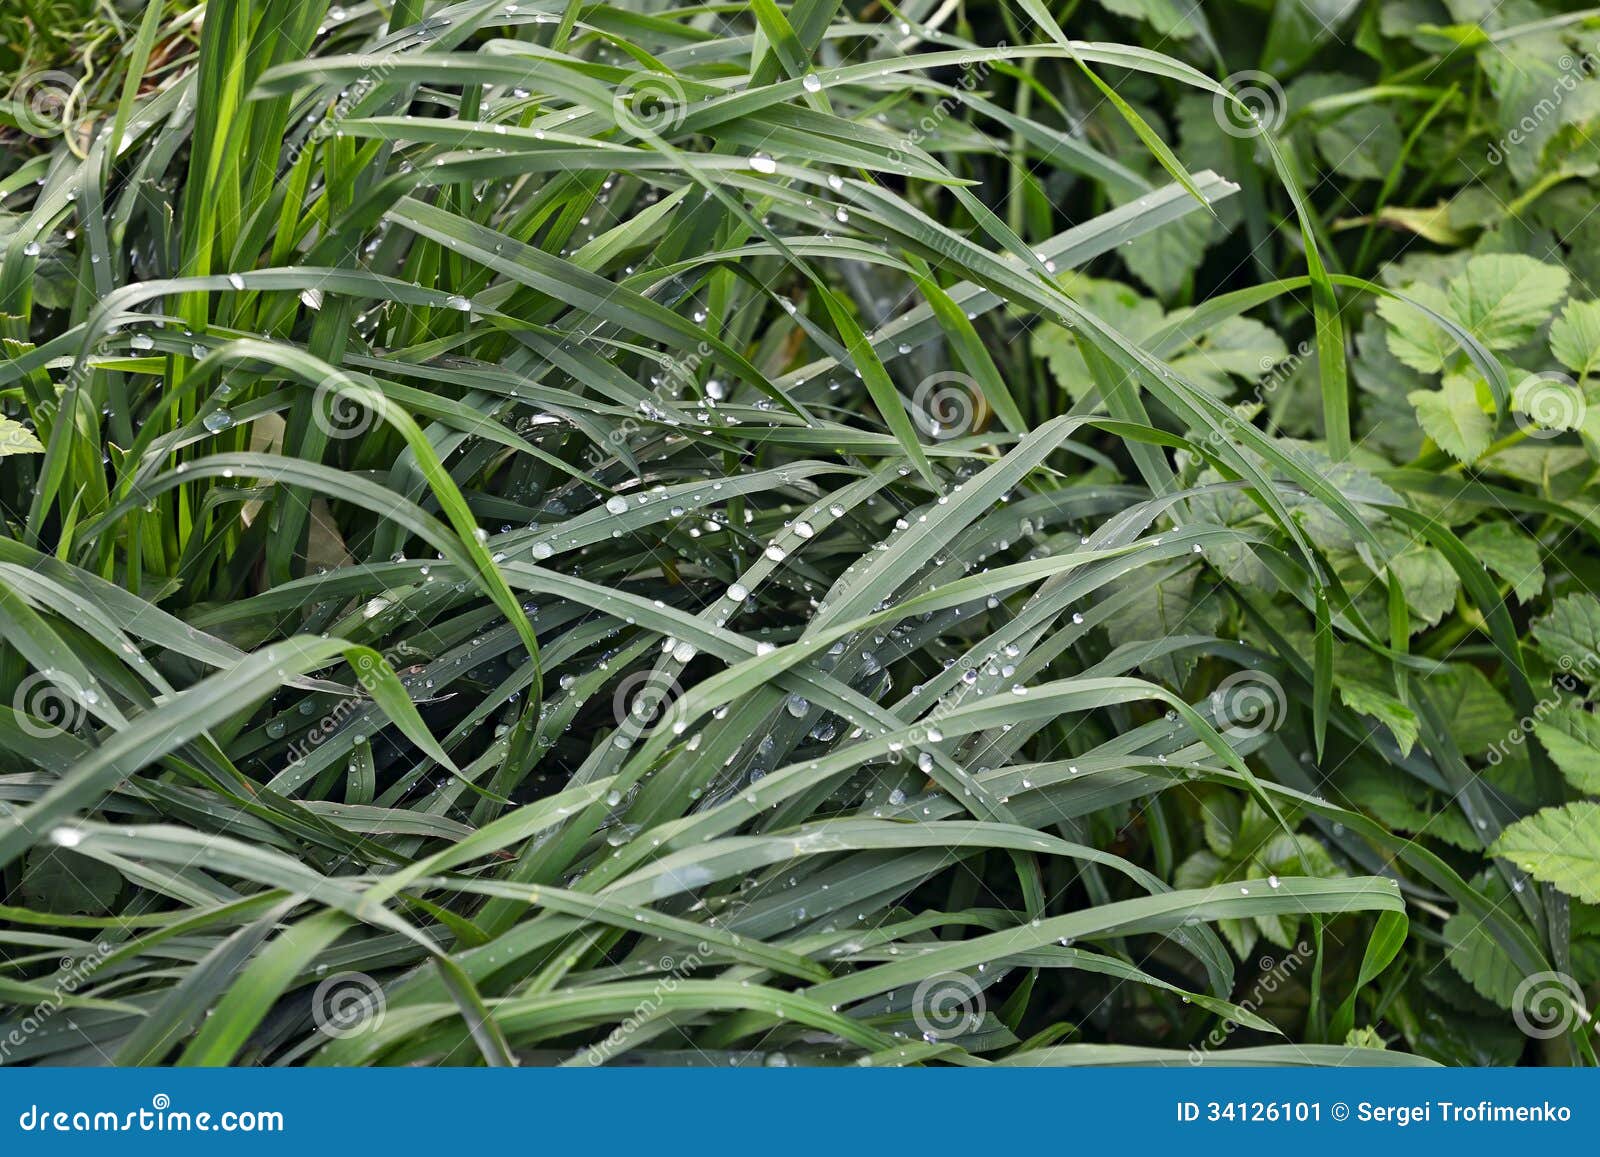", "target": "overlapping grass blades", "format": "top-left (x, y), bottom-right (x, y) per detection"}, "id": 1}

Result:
top-left (0, 0), bottom-right (1571, 1066)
